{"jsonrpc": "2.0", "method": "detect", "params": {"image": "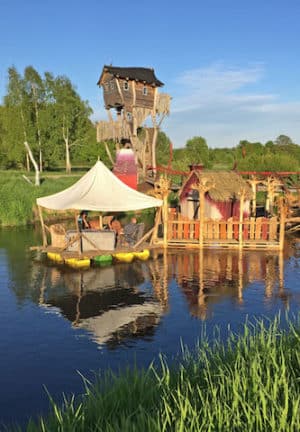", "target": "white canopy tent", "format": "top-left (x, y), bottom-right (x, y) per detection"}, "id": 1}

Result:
top-left (37, 160), bottom-right (162, 211)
